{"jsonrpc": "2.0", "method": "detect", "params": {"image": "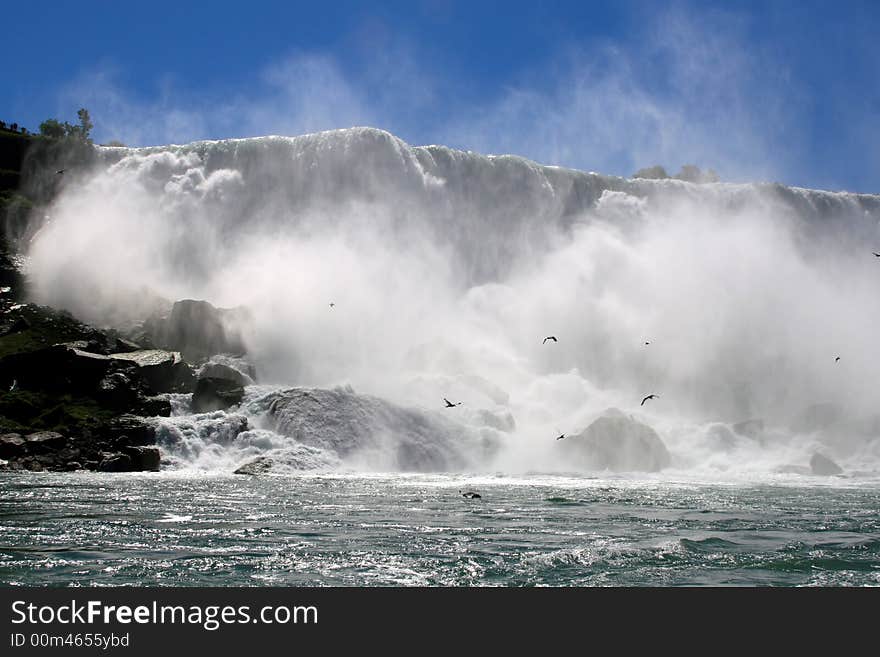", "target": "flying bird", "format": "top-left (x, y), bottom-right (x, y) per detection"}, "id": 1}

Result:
top-left (443, 398), bottom-right (462, 408)
top-left (55, 169), bottom-right (64, 175)
top-left (555, 432), bottom-right (566, 441)
top-left (8, 379), bottom-right (17, 392)
top-left (835, 356), bottom-right (841, 362)
top-left (329, 302), bottom-right (335, 308)
top-left (874, 252), bottom-right (880, 257)
top-left (460, 490), bottom-right (482, 499)
top-left (640, 394), bottom-right (659, 406)
top-left (543, 336), bottom-right (558, 344)
top-left (644, 341), bottom-right (651, 346)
